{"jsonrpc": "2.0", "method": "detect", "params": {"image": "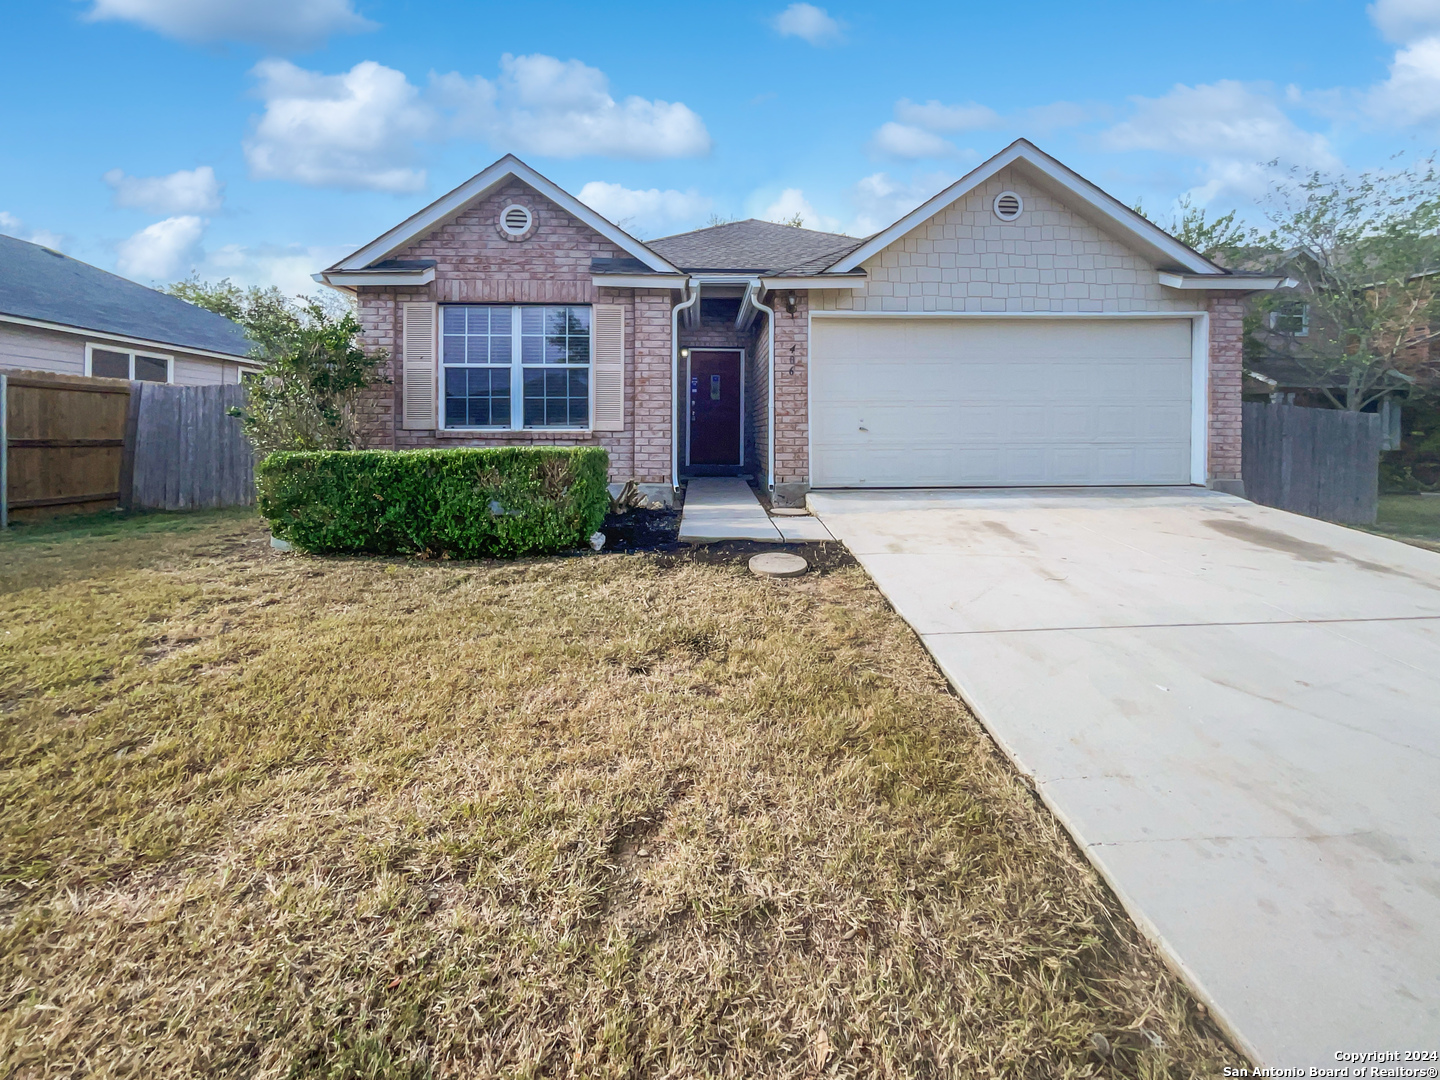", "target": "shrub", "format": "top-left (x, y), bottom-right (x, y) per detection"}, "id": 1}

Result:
top-left (257, 447), bottom-right (610, 558)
